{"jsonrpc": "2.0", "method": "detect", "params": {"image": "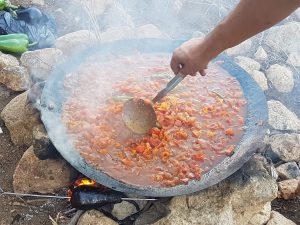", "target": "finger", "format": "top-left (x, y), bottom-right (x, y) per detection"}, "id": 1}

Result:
top-left (199, 69), bottom-right (207, 76)
top-left (170, 55), bottom-right (181, 75)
